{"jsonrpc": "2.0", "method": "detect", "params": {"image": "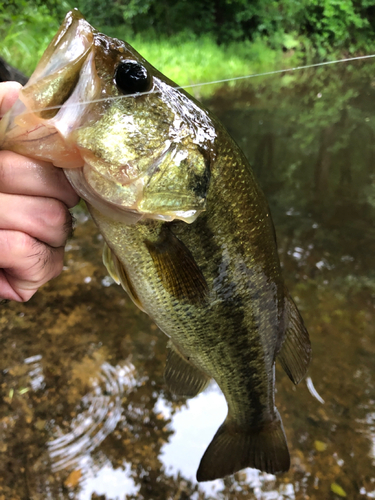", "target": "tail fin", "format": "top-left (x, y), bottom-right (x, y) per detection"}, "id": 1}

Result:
top-left (196, 411), bottom-right (290, 482)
